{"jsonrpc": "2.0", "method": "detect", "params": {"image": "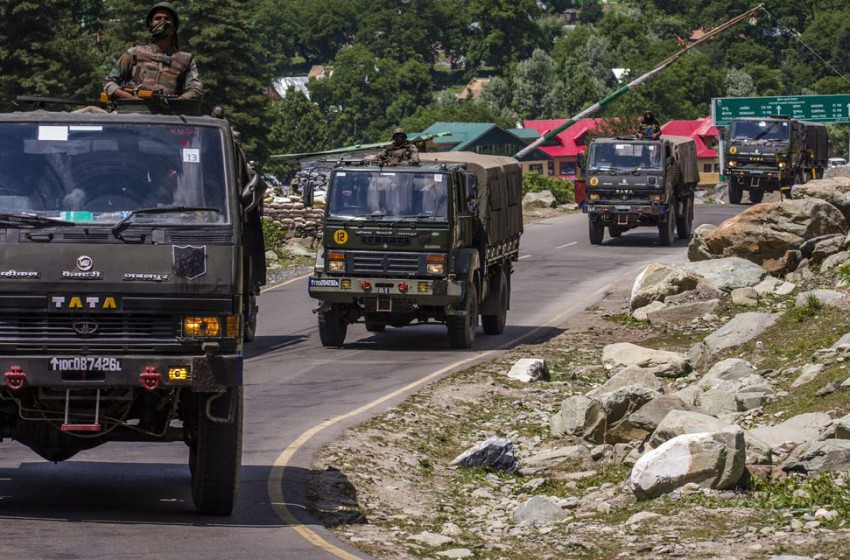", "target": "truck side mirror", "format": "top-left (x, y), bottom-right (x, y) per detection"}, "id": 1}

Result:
top-left (241, 172), bottom-right (266, 213)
